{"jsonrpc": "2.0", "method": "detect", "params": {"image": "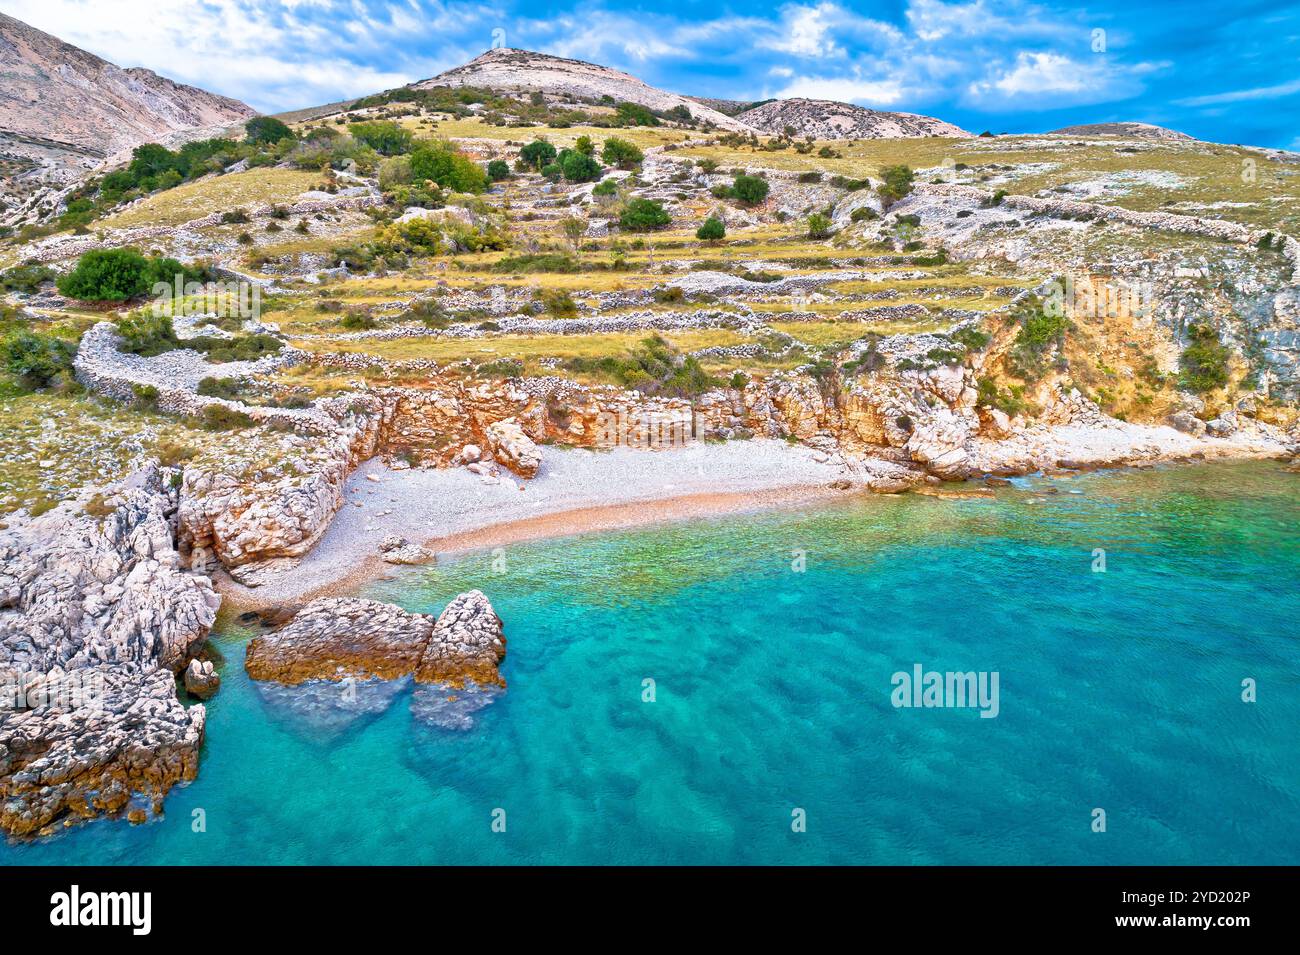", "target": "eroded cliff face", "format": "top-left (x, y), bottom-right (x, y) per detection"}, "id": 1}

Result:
top-left (0, 465), bottom-right (218, 836)
top-left (169, 354), bottom-right (1297, 589)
